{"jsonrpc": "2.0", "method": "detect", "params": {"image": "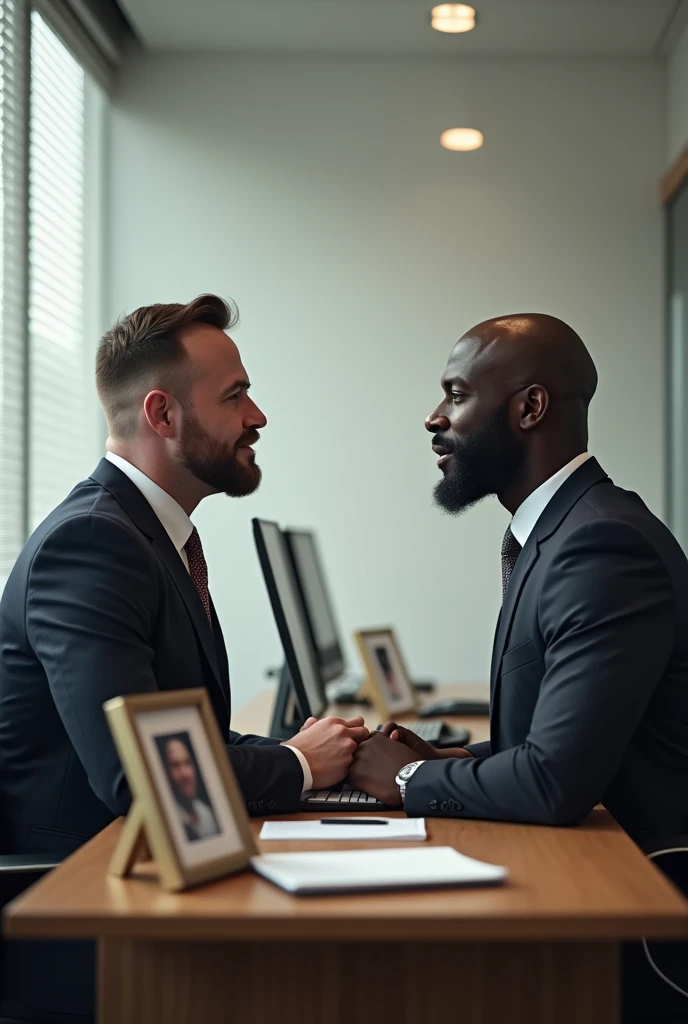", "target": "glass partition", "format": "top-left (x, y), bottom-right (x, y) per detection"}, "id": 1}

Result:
top-left (668, 179), bottom-right (688, 553)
